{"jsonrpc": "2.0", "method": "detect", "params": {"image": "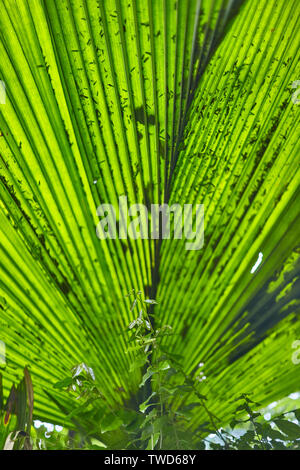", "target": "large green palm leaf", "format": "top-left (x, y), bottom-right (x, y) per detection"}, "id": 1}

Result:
top-left (0, 0), bottom-right (299, 430)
